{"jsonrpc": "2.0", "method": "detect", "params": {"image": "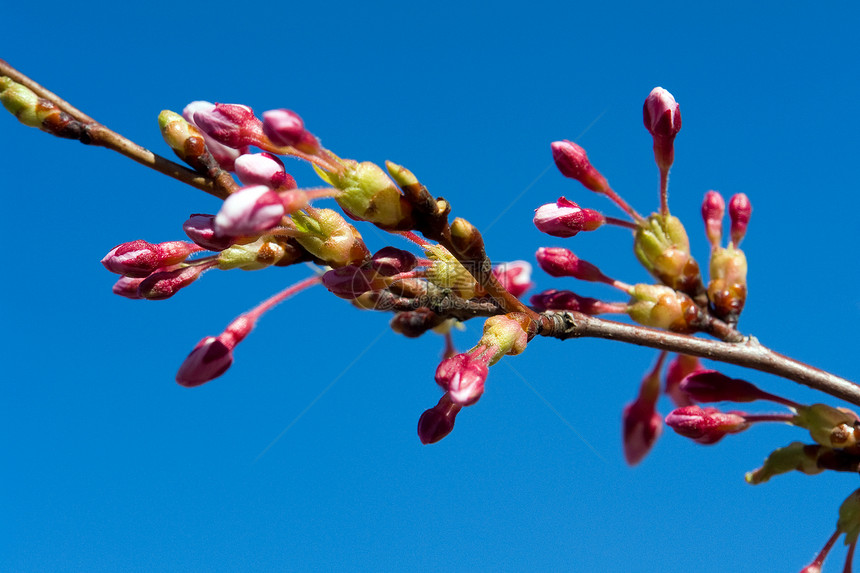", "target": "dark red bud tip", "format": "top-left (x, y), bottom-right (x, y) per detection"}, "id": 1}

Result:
top-left (138, 265), bottom-right (207, 300)
top-left (321, 266), bottom-right (375, 299)
top-left (417, 394), bottom-right (462, 444)
top-left (370, 246), bottom-right (418, 276)
top-left (550, 140), bottom-right (609, 192)
top-left (529, 289), bottom-right (604, 314)
top-left (728, 193), bottom-right (752, 246)
top-left (680, 370), bottom-right (766, 403)
top-left (175, 336), bottom-right (234, 387)
top-left (183, 214), bottom-right (236, 251)
top-left (665, 405), bottom-right (749, 445)
top-left (262, 109), bottom-right (307, 148)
